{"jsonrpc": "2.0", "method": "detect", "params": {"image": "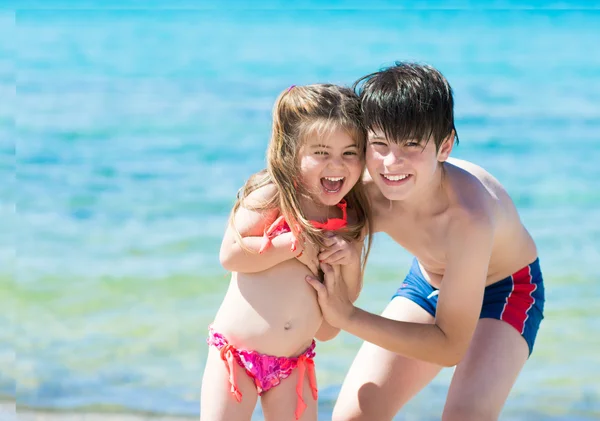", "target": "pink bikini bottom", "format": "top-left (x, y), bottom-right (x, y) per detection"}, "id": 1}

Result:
top-left (207, 326), bottom-right (318, 420)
